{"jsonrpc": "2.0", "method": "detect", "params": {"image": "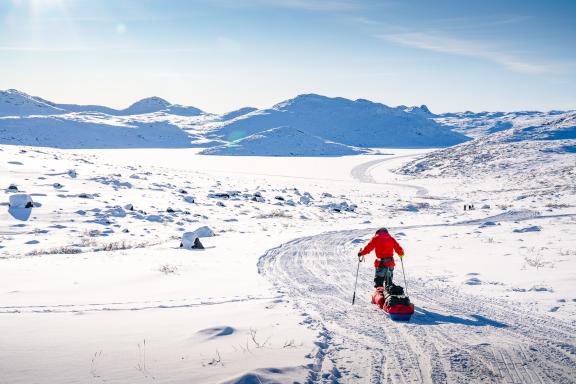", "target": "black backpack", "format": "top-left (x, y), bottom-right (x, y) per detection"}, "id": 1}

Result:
top-left (385, 295), bottom-right (411, 307)
top-left (386, 284), bottom-right (404, 296)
